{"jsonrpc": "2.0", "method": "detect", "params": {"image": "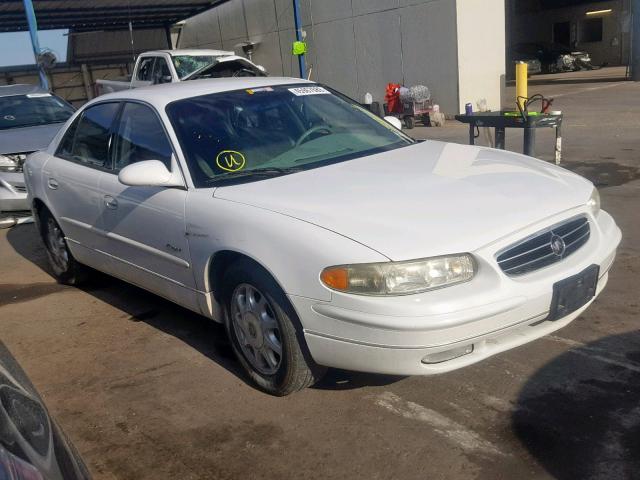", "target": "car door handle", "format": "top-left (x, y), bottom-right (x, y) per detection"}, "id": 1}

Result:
top-left (47, 178), bottom-right (59, 190)
top-left (104, 196), bottom-right (118, 209)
